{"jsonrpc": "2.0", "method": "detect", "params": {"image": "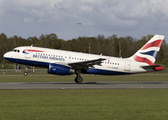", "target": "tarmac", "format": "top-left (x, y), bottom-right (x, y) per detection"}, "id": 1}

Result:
top-left (0, 81), bottom-right (168, 89)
